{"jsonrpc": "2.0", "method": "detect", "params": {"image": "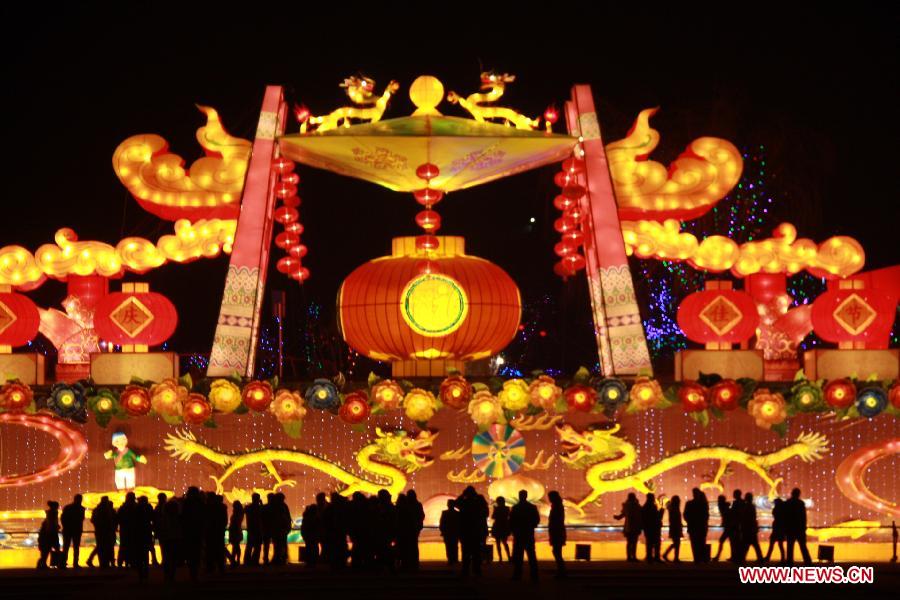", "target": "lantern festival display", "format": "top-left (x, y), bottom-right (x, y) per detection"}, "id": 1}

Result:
top-left (338, 236), bottom-right (521, 377)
